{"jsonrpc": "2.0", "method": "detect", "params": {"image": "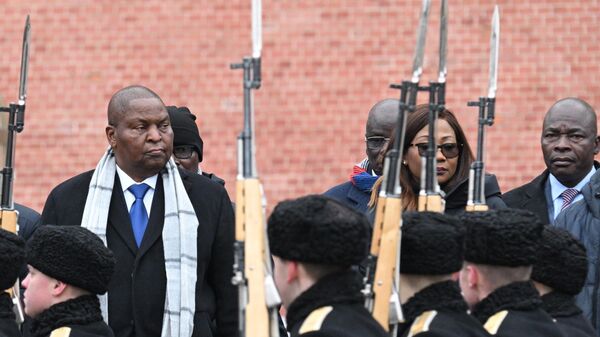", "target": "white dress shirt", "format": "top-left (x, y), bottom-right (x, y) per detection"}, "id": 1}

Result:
top-left (116, 165), bottom-right (158, 218)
